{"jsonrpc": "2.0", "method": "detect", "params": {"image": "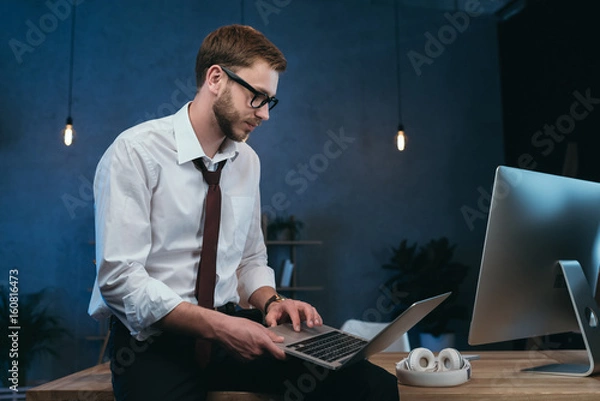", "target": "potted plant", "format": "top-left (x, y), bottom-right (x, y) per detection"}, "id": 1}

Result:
top-left (266, 215), bottom-right (304, 241)
top-left (0, 286), bottom-right (70, 387)
top-left (380, 237), bottom-right (470, 349)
